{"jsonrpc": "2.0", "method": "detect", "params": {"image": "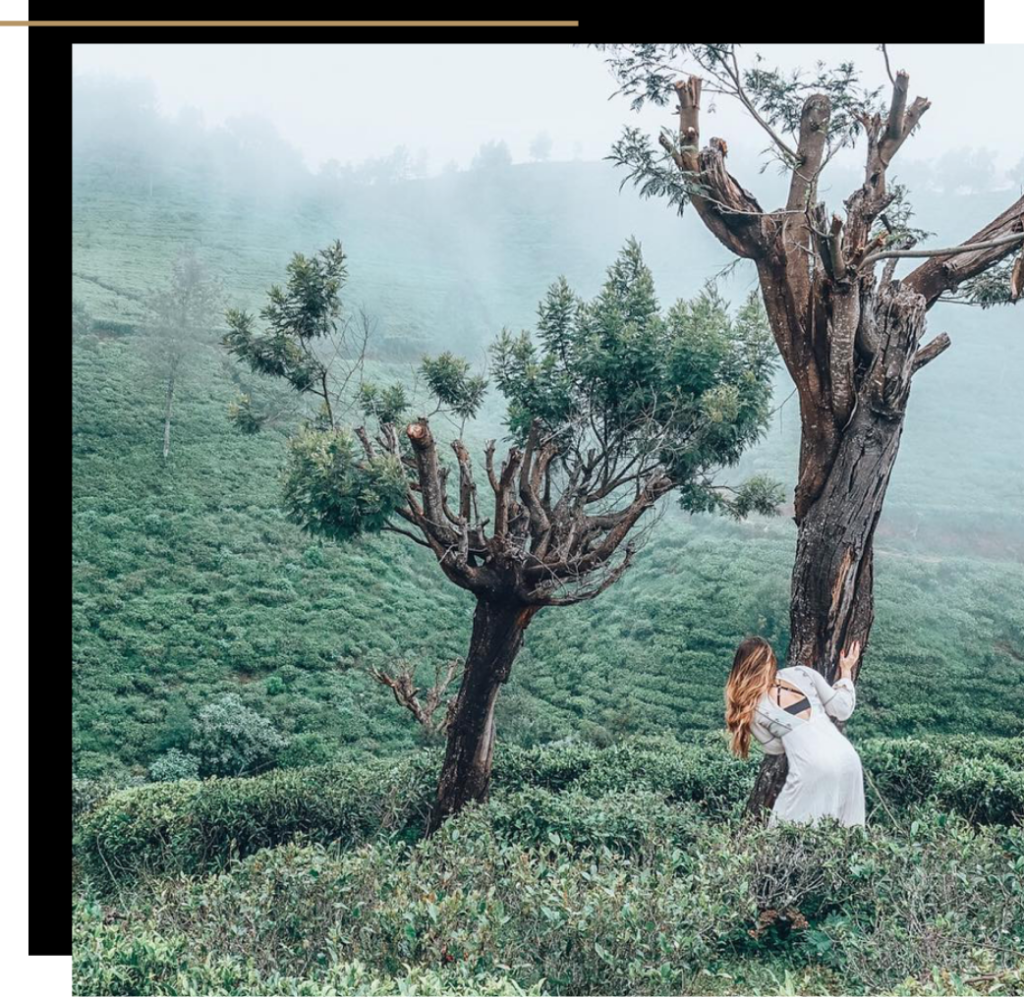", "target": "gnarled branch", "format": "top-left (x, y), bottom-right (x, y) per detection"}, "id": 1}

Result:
top-left (904, 196), bottom-right (1024, 310)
